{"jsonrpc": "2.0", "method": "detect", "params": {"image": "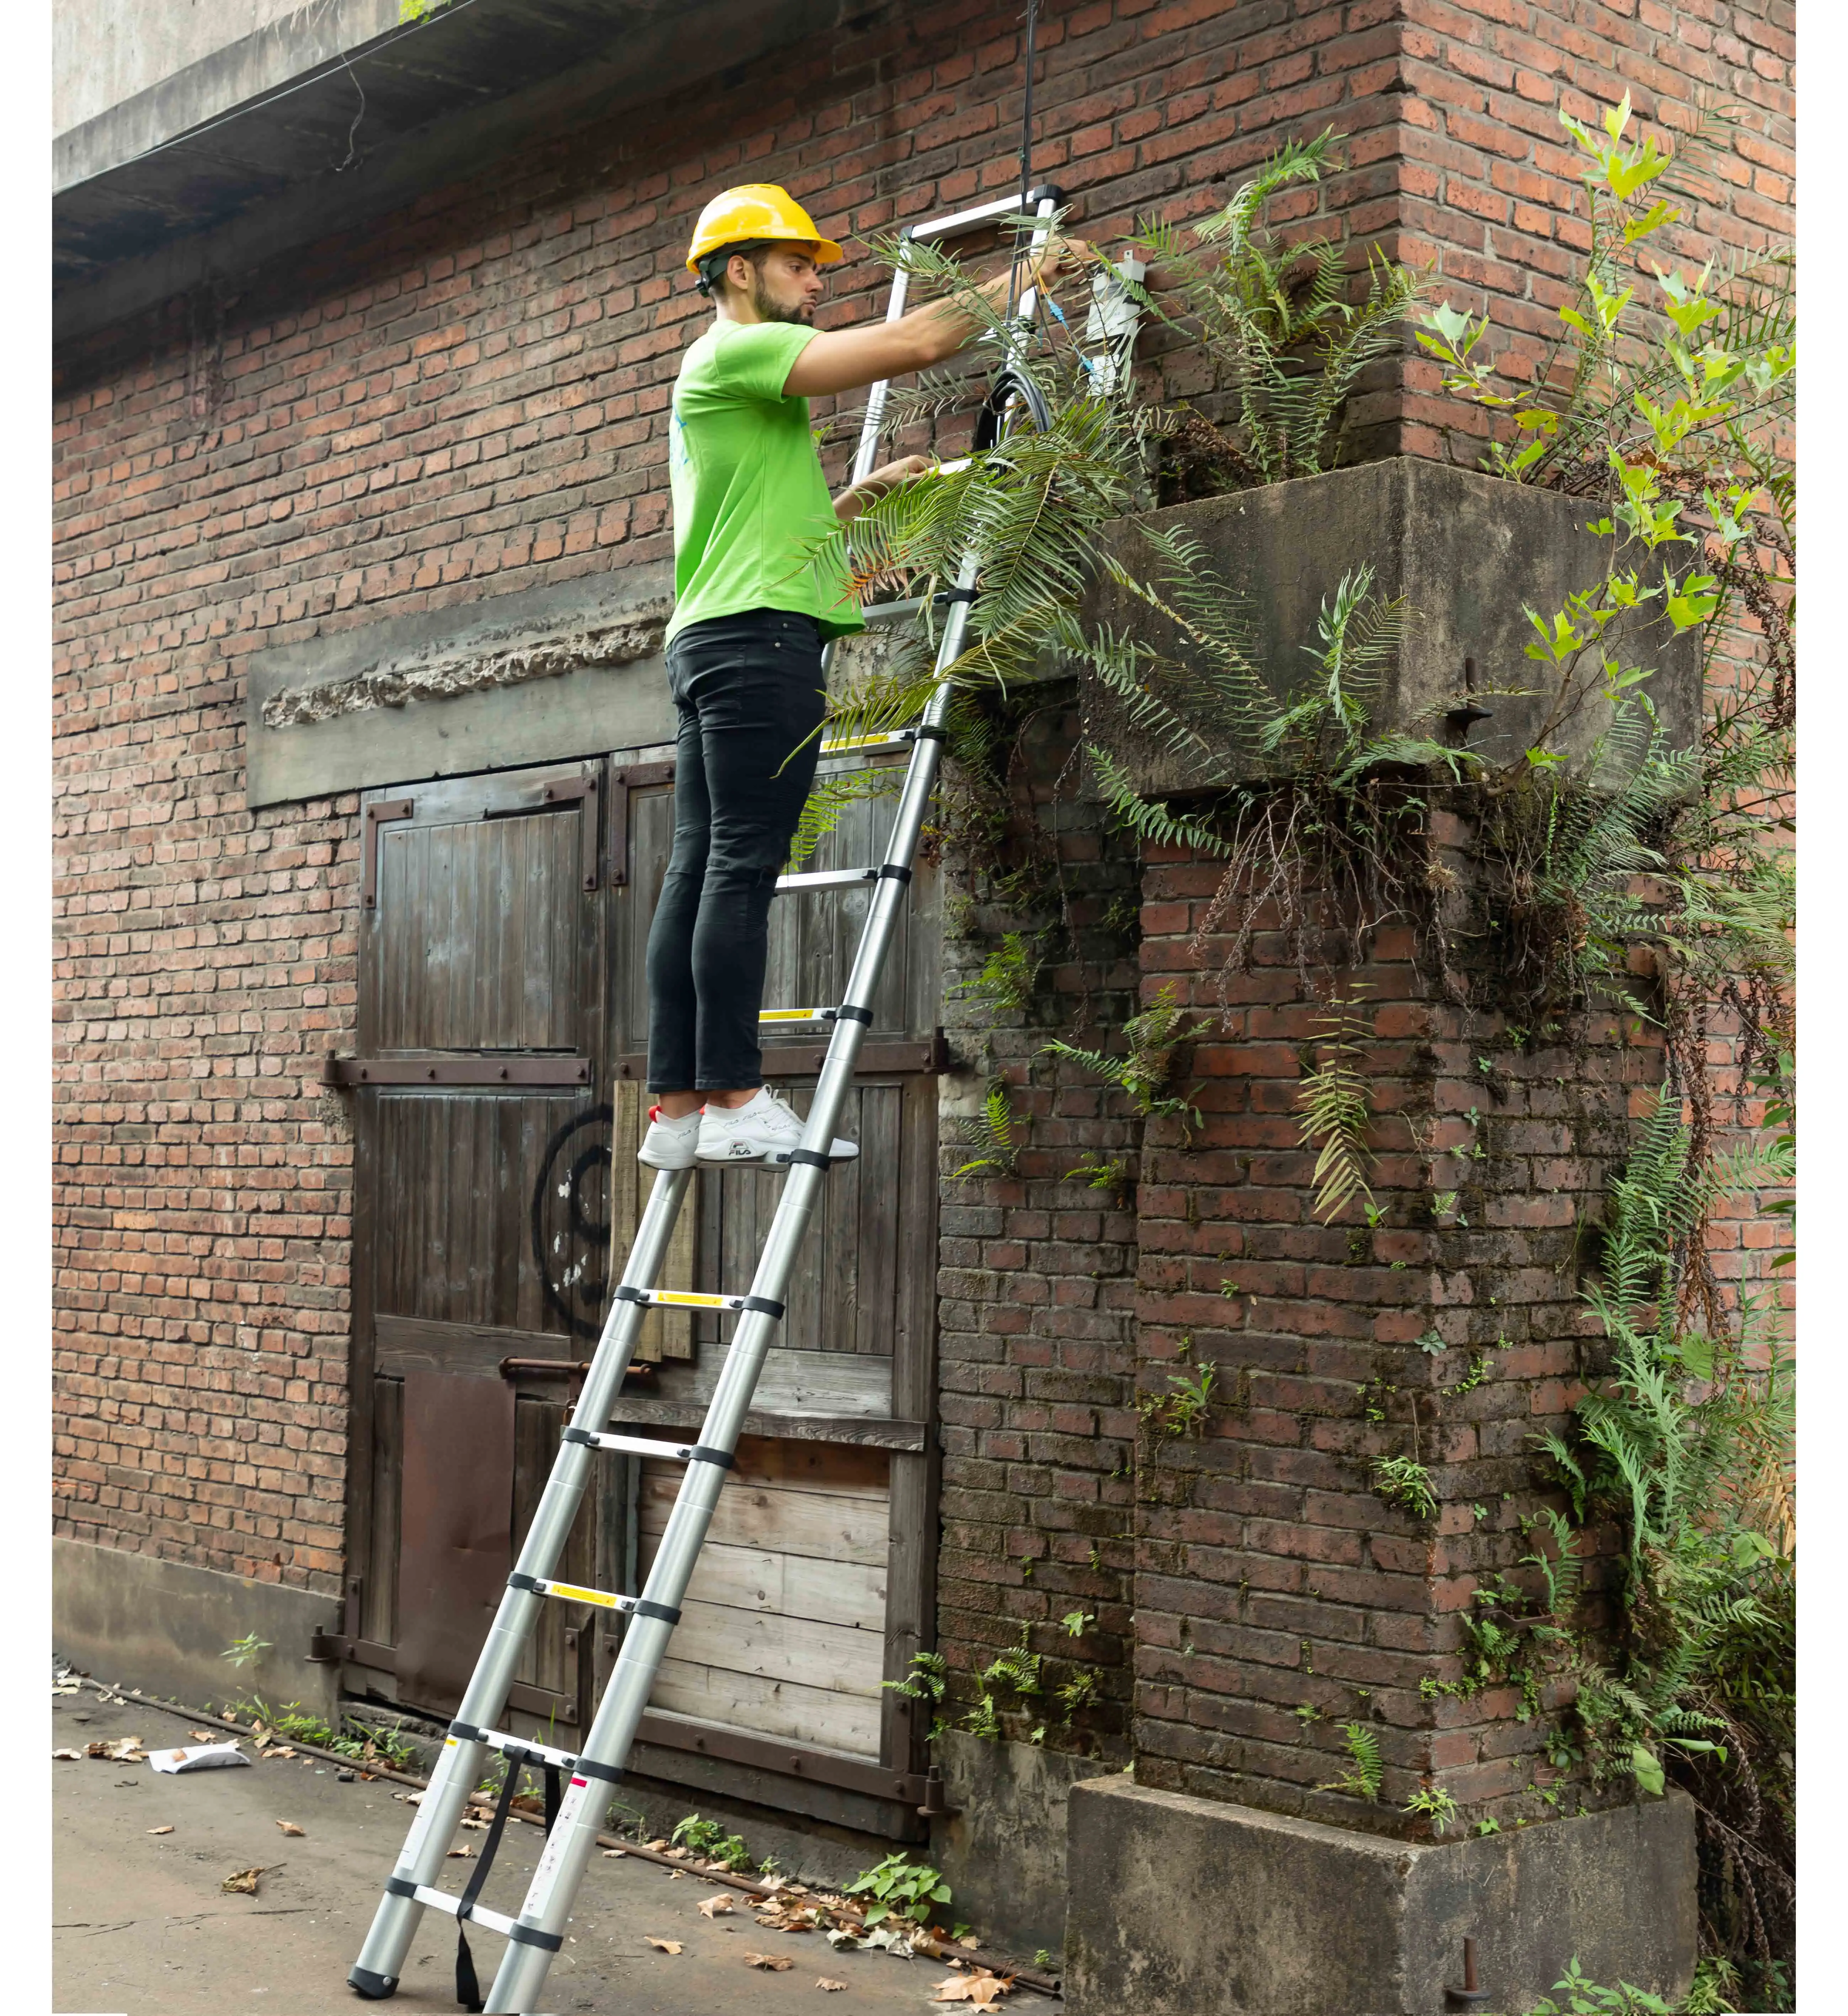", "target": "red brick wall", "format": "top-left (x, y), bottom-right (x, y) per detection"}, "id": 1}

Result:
top-left (935, 701), bottom-right (1145, 1757)
top-left (1399, 0), bottom-right (1795, 468)
top-left (47, 0), bottom-right (1432, 1597)
top-left (54, 0), bottom-right (1791, 1637)
top-left (1126, 829), bottom-right (1660, 1829)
